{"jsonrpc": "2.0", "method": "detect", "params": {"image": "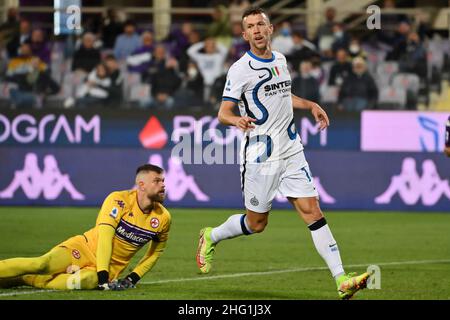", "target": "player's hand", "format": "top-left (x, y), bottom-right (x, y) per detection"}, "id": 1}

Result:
top-left (97, 282), bottom-right (111, 290)
top-left (311, 103), bottom-right (330, 131)
top-left (117, 277), bottom-right (136, 290)
top-left (235, 116), bottom-right (256, 132)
